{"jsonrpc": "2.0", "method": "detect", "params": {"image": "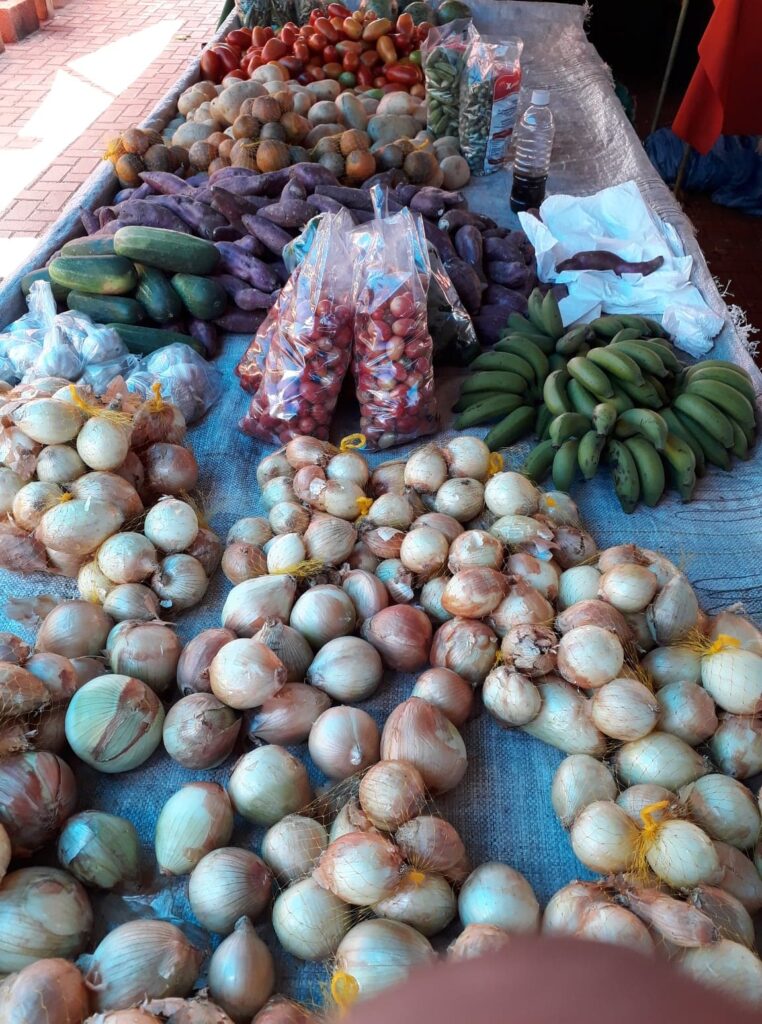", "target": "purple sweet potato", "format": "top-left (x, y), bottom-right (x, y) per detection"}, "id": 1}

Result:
top-left (80, 208), bottom-right (100, 235)
top-left (98, 207), bottom-right (118, 228)
top-left (213, 225), bottom-right (242, 242)
top-left (410, 187), bottom-right (450, 220)
top-left (139, 171), bottom-right (188, 195)
top-left (315, 185), bottom-right (373, 211)
top-left (444, 257), bottom-right (483, 314)
top-left (114, 188), bottom-right (135, 204)
top-left (215, 242), bottom-right (279, 291)
top-left (482, 227), bottom-right (509, 239)
top-left (422, 219), bottom-right (457, 262)
top-left (236, 287), bottom-right (278, 311)
top-left (116, 200), bottom-right (192, 233)
top-left (158, 195), bottom-right (227, 236)
top-left (290, 163), bottom-right (339, 192)
top-left (214, 309), bottom-right (267, 333)
top-left (363, 169), bottom-right (406, 191)
top-left (487, 260), bottom-right (530, 289)
top-left (281, 178), bottom-right (307, 203)
top-left (242, 214), bottom-right (292, 256)
top-left (184, 172), bottom-right (210, 187)
top-left (306, 194), bottom-right (345, 216)
top-left (269, 260), bottom-right (290, 286)
top-left (438, 209), bottom-right (494, 233)
top-left (394, 184), bottom-right (421, 205)
top-left (483, 233), bottom-right (525, 263)
top-left (208, 166), bottom-right (256, 185)
top-left (454, 225), bottom-right (483, 275)
top-left (484, 283), bottom-right (515, 305)
top-left (214, 274), bottom-right (248, 299)
top-left (258, 200), bottom-right (313, 230)
top-left (472, 305), bottom-right (510, 345)
top-left (188, 187), bottom-right (214, 206)
top-left (188, 319), bottom-right (220, 358)
top-left (235, 234), bottom-right (266, 257)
